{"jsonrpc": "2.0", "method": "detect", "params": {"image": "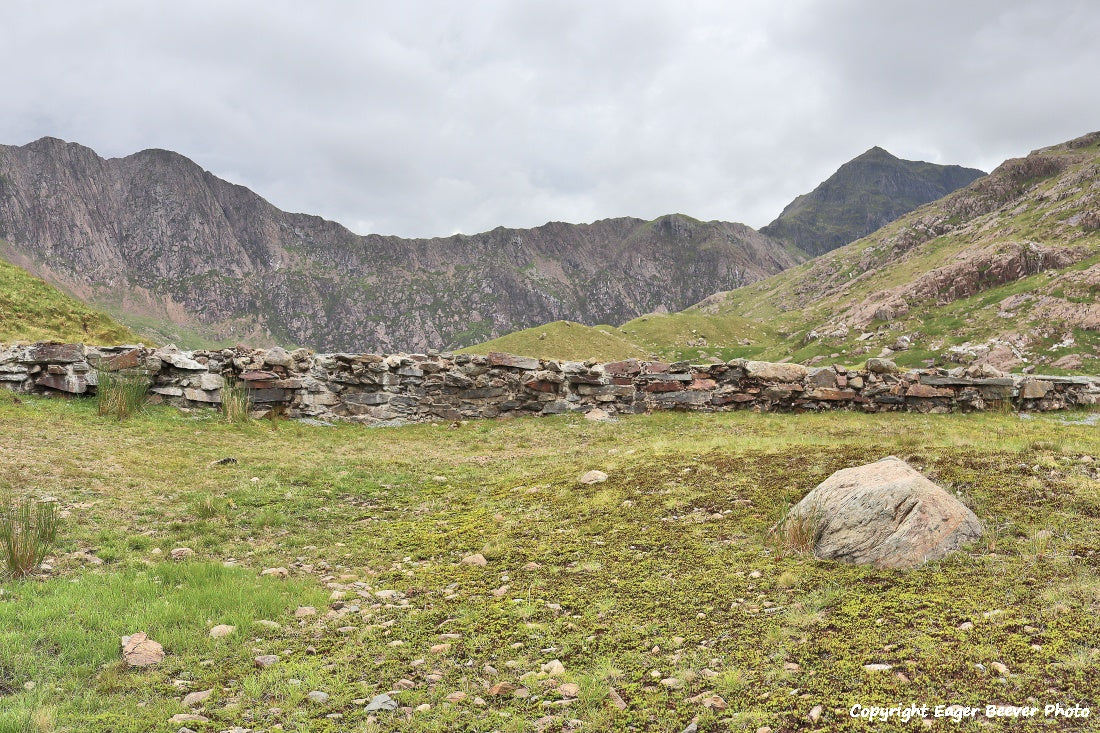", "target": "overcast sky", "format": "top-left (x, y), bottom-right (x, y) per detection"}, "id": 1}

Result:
top-left (4, 1), bottom-right (1099, 238)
